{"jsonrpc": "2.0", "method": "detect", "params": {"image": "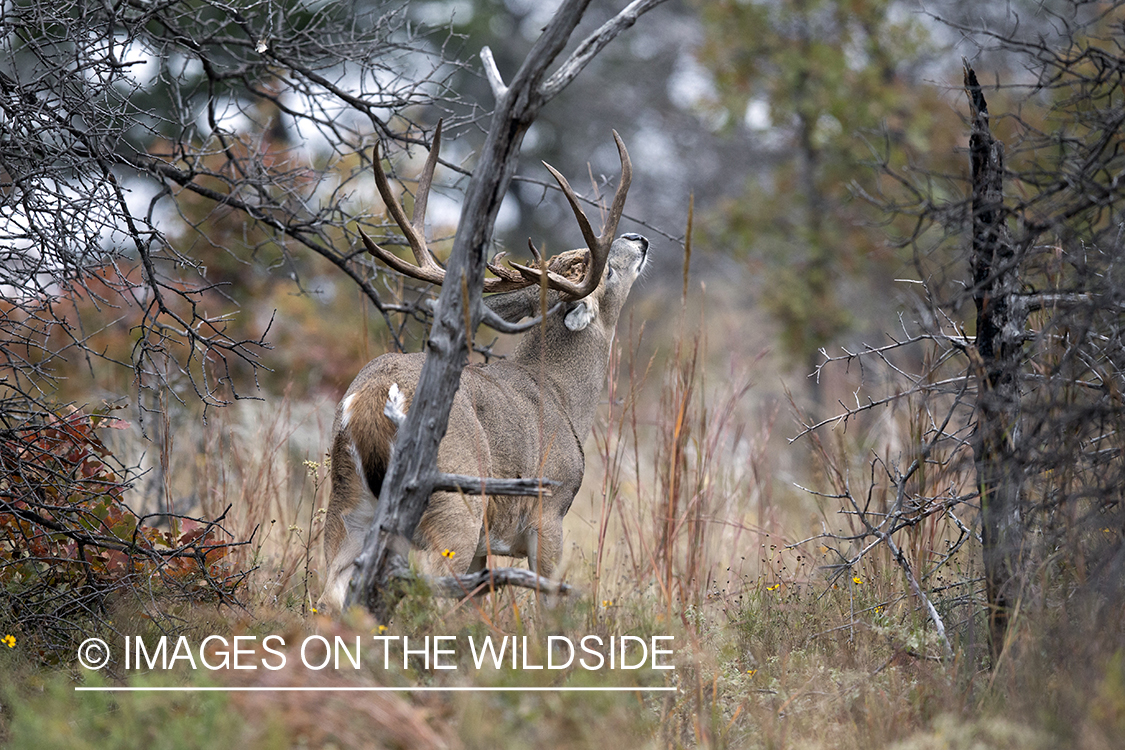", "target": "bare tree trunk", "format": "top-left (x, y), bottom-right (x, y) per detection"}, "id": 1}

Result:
top-left (344, 0), bottom-right (667, 620)
top-left (964, 61), bottom-right (1026, 662)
